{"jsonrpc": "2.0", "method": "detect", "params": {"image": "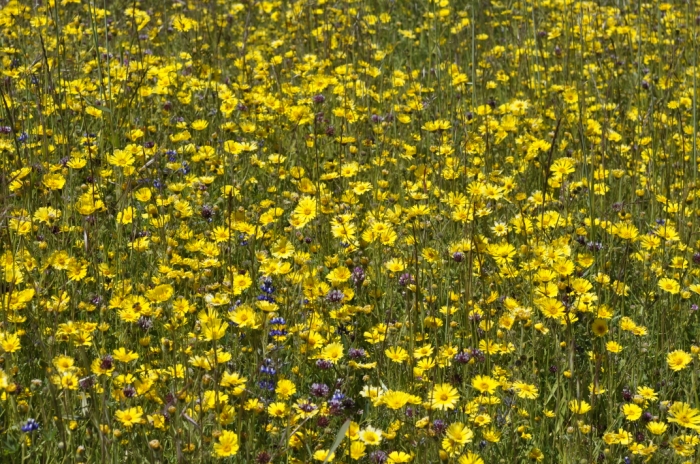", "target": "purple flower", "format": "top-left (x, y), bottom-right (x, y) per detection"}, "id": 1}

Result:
top-left (329, 390), bottom-right (350, 415)
top-left (200, 205), bottom-right (214, 220)
top-left (369, 451), bottom-right (388, 464)
top-left (316, 359), bottom-right (333, 370)
top-left (258, 380), bottom-right (275, 391)
top-left (298, 401), bottom-right (317, 413)
top-left (622, 387), bottom-right (632, 402)
top-left (100, 355), bottom-right (114, 370)
top-left (348, 348), bottom-right (366, 359)
top-left (311, 383), bottom-right (330, 397)
top-left (398, 273), bottom-right (414, 286)
top-left (432, 419), bottom-right (447, 435)
top-left (138, 316), bottom-right (153, 331)
top-left (123, 385), bottom-right (136, 398)
top-left (586, 241), bottom-right (603, 252)
top-left (79, 376), bottom-right (95, 390)
top-left (471, 349), bottom-right (485, 362)
top-left (326, 289), bottom-right (344, 303)
top-left (352, 266), bottom-right (366, 286)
